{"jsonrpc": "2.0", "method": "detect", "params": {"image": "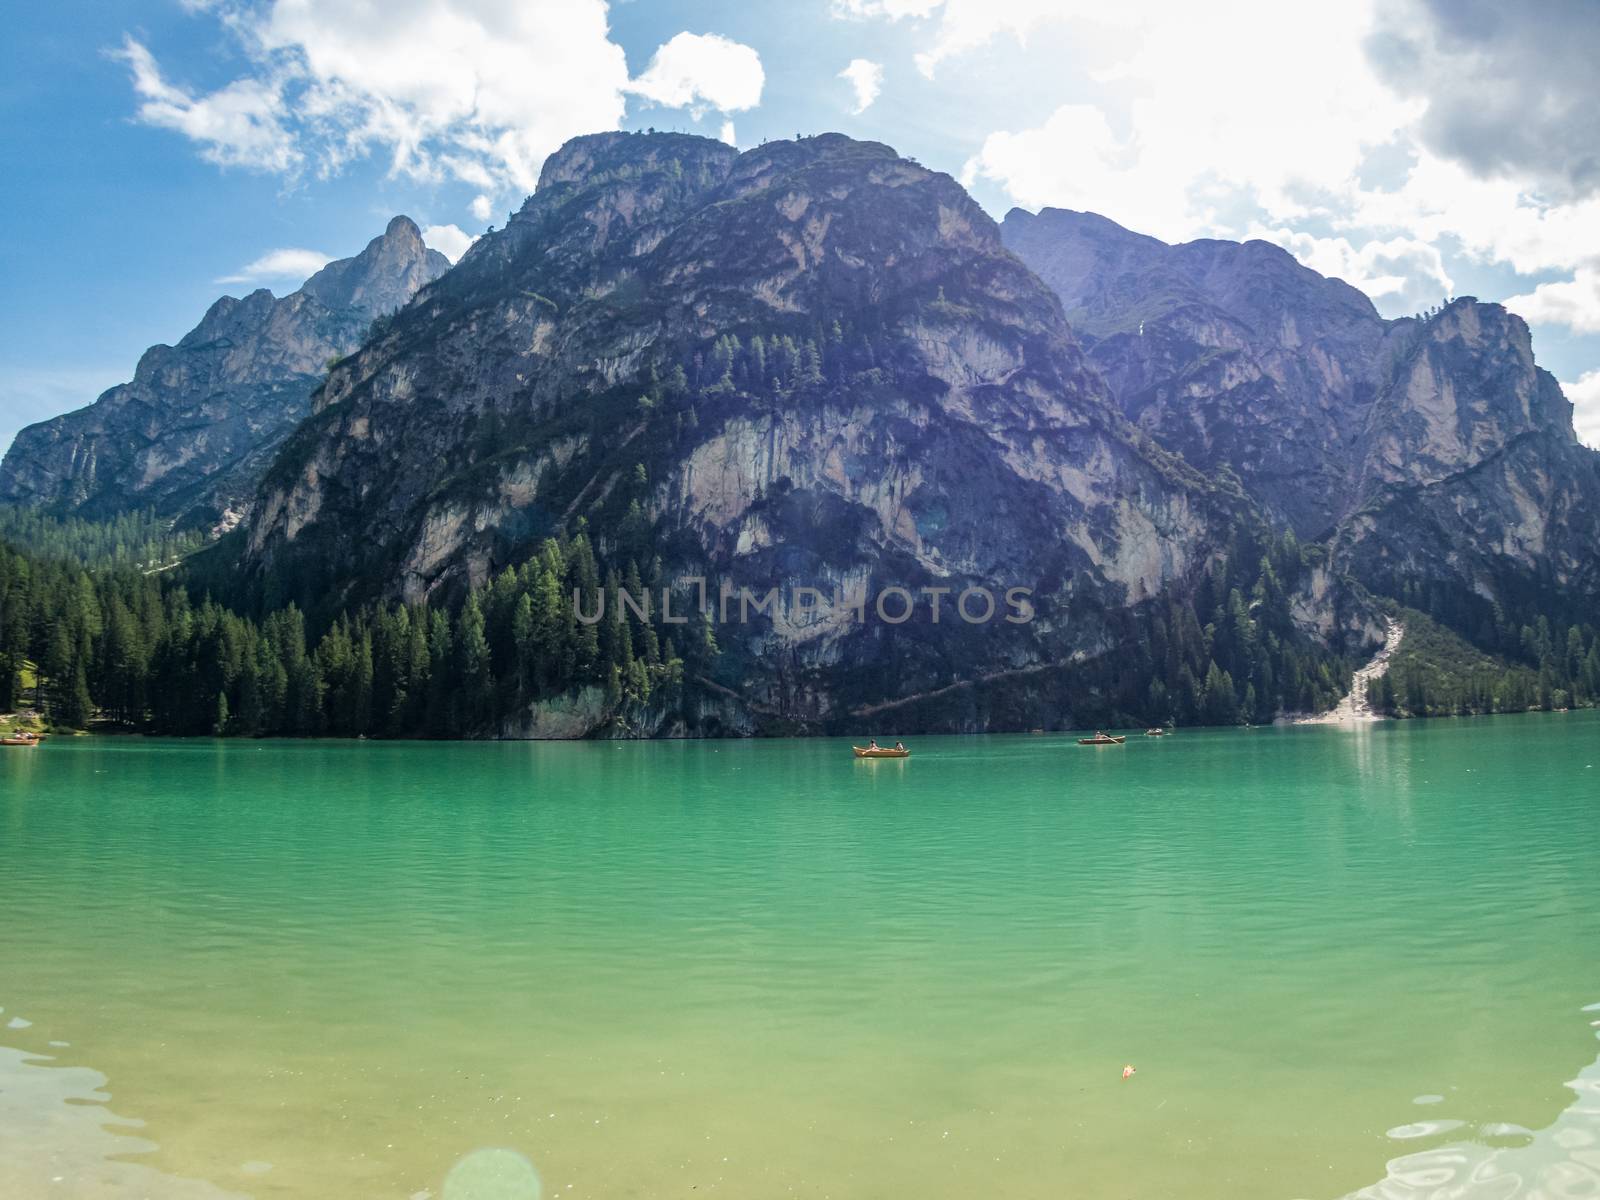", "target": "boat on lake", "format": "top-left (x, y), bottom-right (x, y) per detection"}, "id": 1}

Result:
top-left (853, 745), bottom-right (910, 758)
top-left (1145, 727), bottom-right (1167, 737)
top-left (1078, 732), bottom-right (1126, 746)
top-left (1, 732), bottom-right (40, 746)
